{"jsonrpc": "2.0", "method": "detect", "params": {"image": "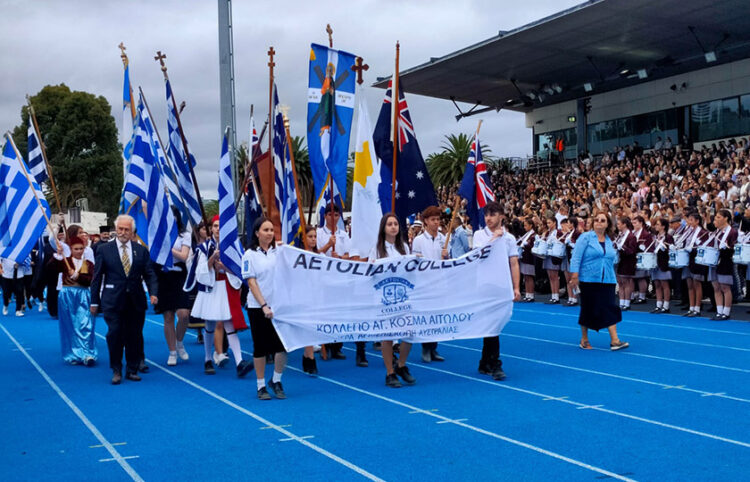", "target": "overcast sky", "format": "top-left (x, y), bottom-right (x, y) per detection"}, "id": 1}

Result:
top-left (1, 0), bottom-right (581, 199)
